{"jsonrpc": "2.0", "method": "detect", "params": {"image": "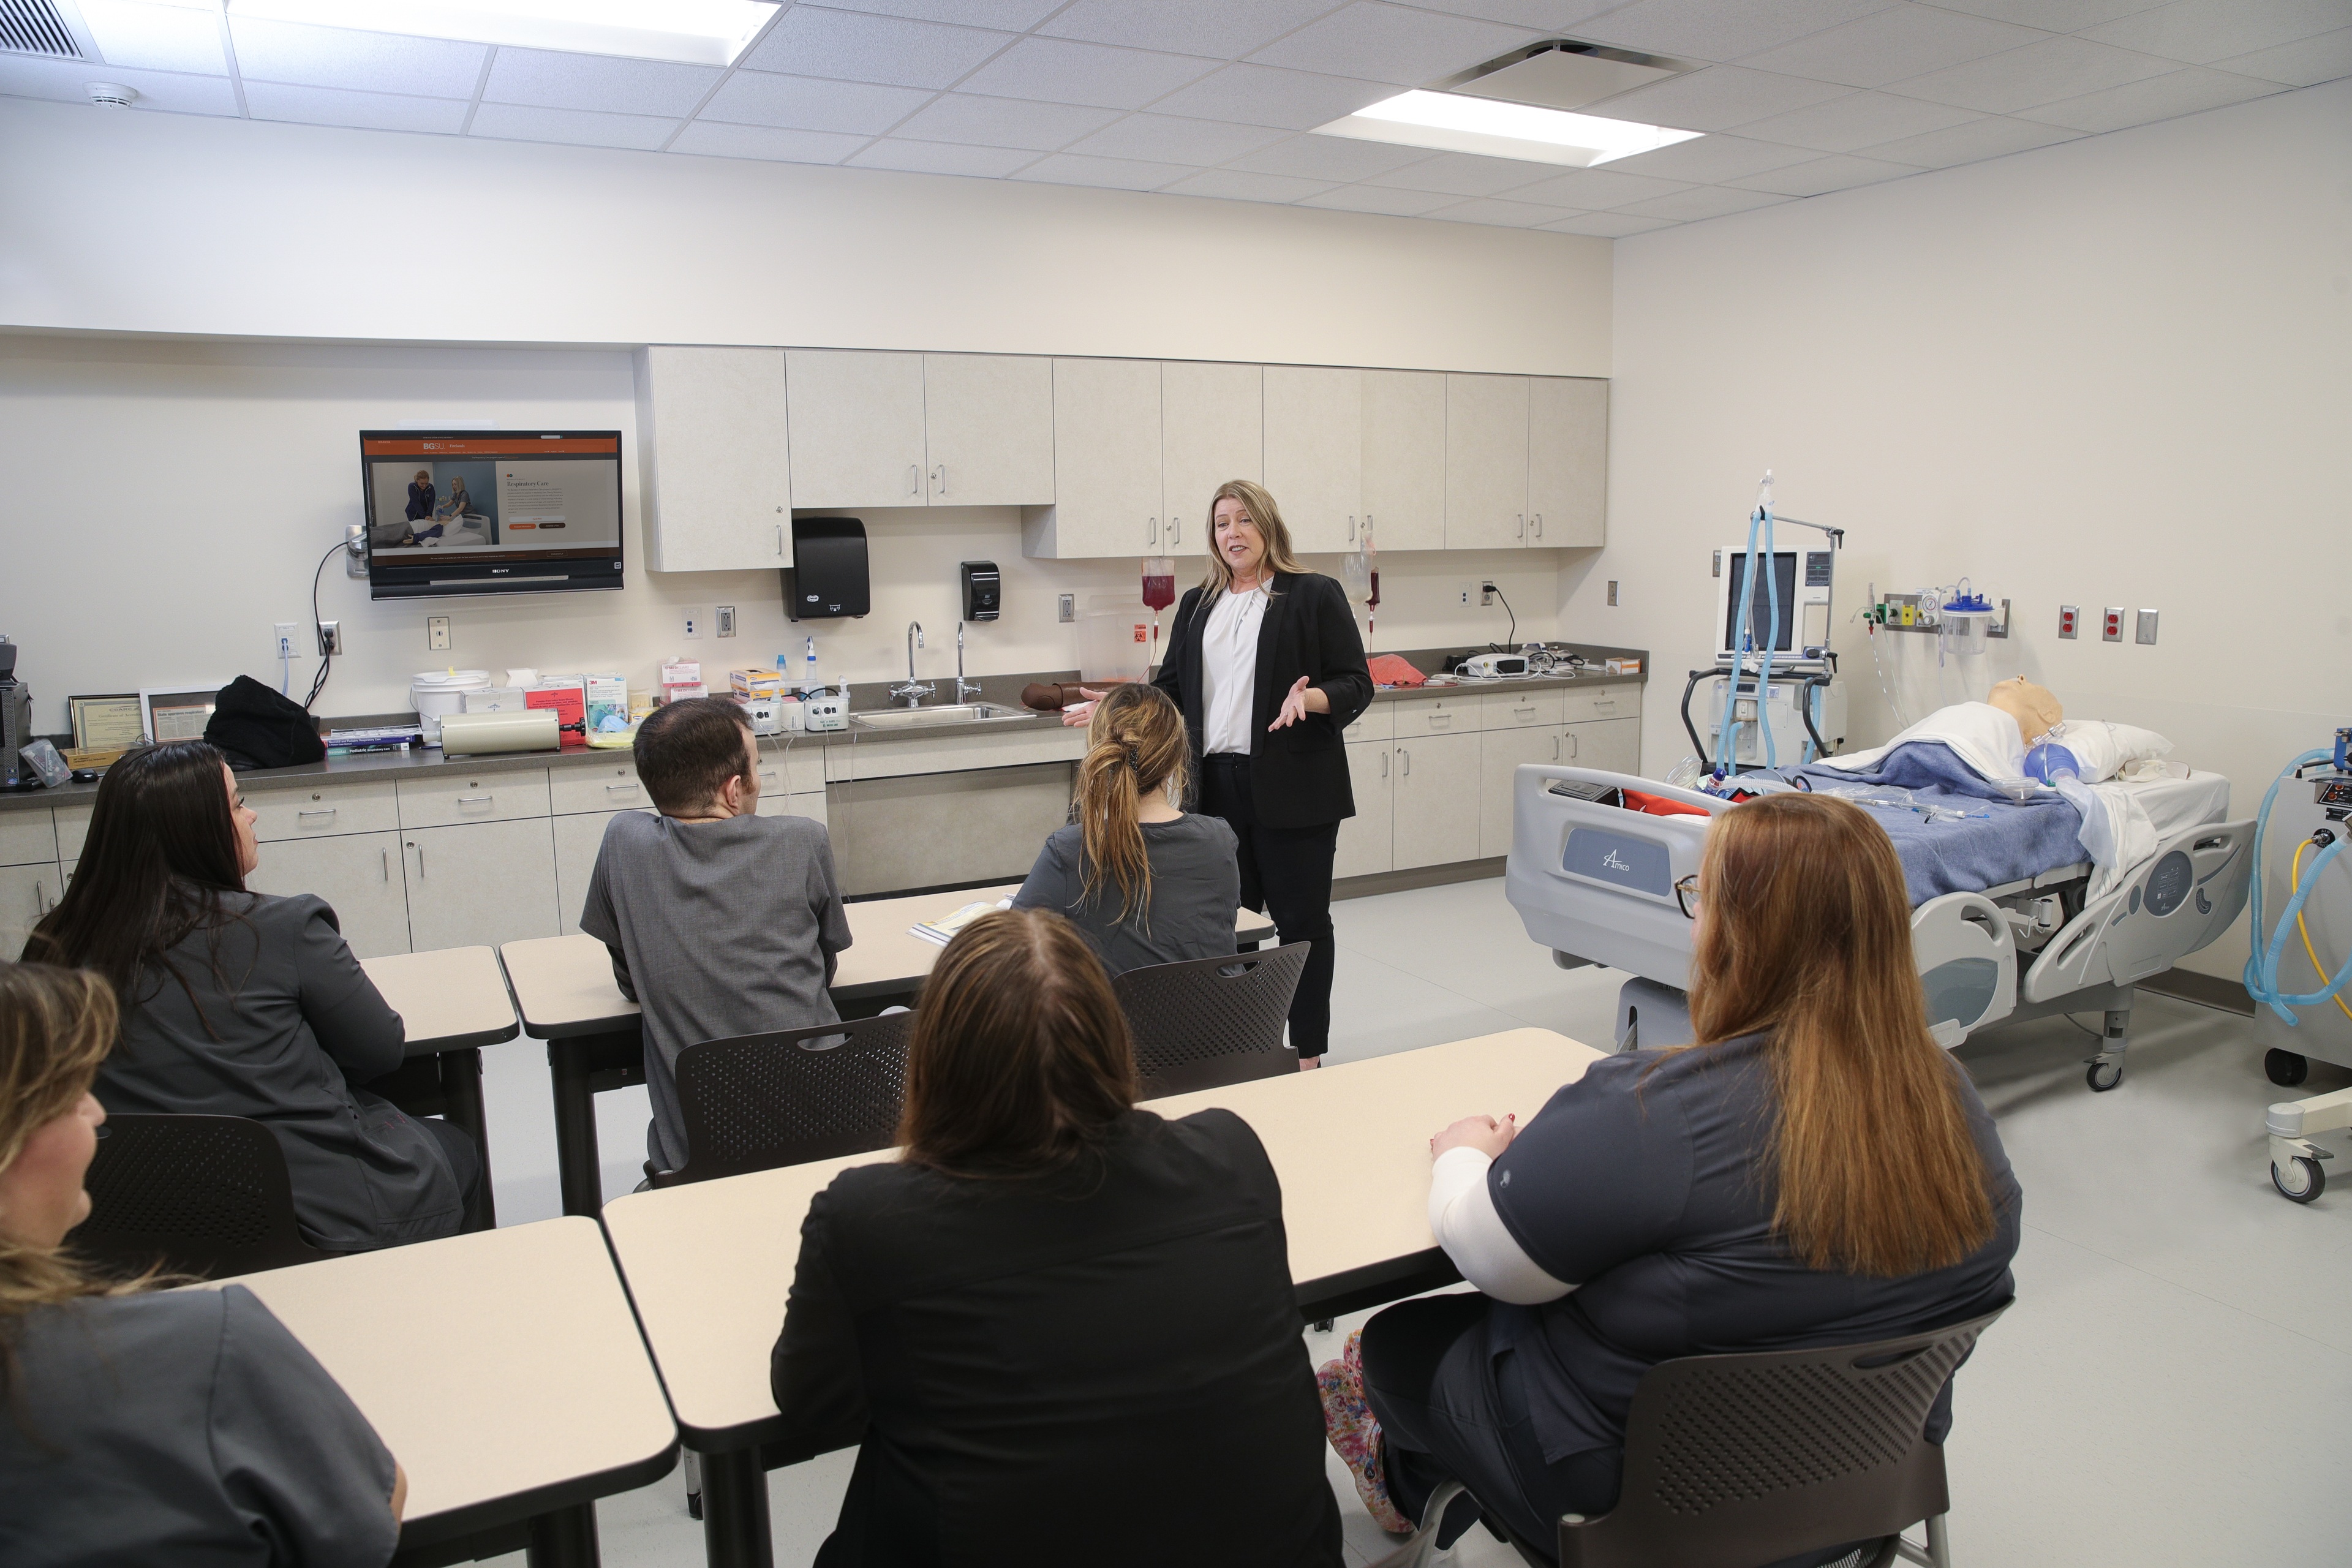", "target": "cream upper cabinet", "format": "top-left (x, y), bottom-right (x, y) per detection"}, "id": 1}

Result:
top-left (1360, 369), bottom-right (1446, 552)
top-left (1527, 376), bottom-right (1607, 548)
top-left (1160, 361), bottom-right (1262, 554)
top-left (785, 349), bottom-right (927, 510)
top-left (633, 345), bottom-right (792, 572)
top-left (1262, 364), bottom-right (1362, 555)
top-left (1444, 374), bottom-right (1530, 550)
top-left (1023, 358), bottom-right (1162, 559)
top-left (921, 353), bottom-right (1054, 507)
